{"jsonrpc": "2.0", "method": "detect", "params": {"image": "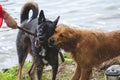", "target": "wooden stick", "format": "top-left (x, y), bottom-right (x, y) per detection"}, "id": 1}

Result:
top-left (17, 26), bottom-right (35, 36)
